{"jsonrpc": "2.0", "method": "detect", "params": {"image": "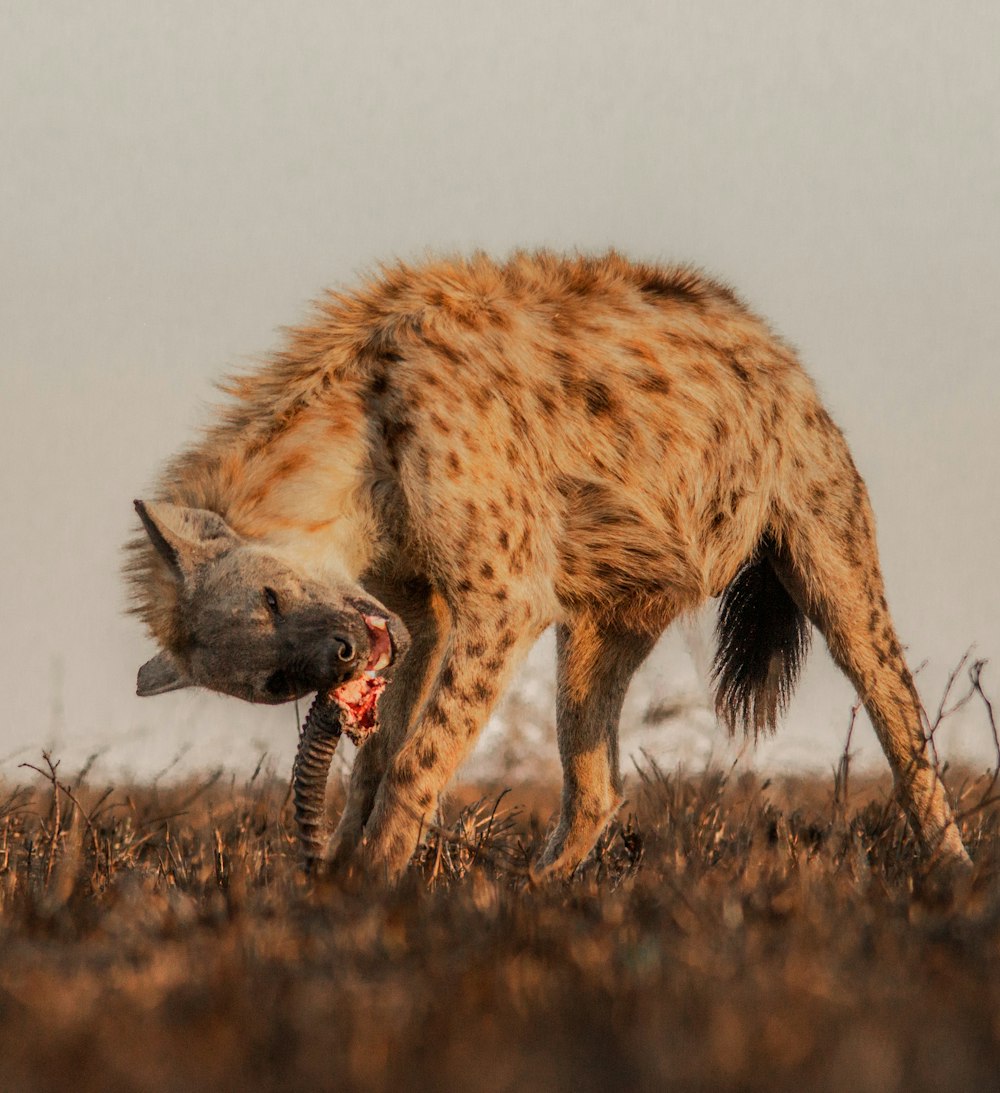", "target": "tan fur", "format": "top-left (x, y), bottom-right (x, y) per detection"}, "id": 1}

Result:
top-left (127, 250), bottom-right (969, 879)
